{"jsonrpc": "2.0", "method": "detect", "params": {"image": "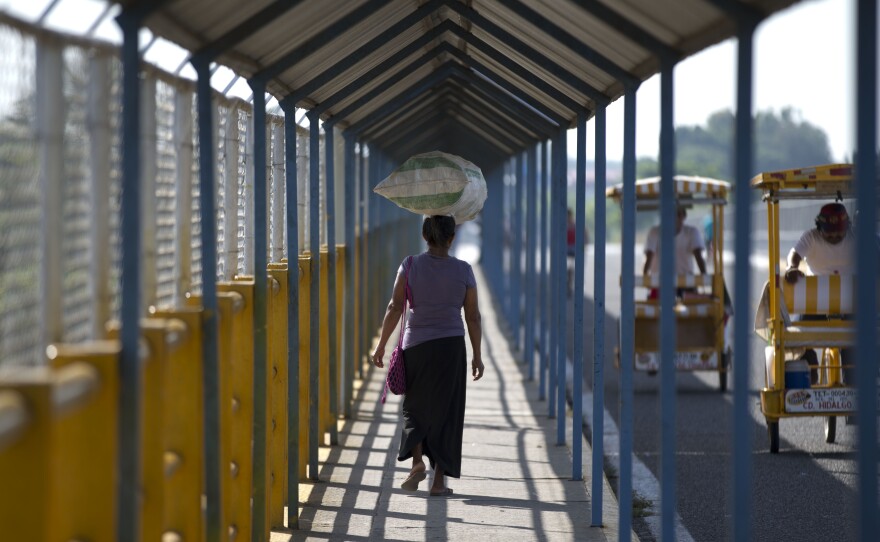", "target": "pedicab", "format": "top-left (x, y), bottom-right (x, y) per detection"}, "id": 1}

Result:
top-left (752, 163), bottom-right (867, 453)
top-left (607, 175), bottom-right (733, 391)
